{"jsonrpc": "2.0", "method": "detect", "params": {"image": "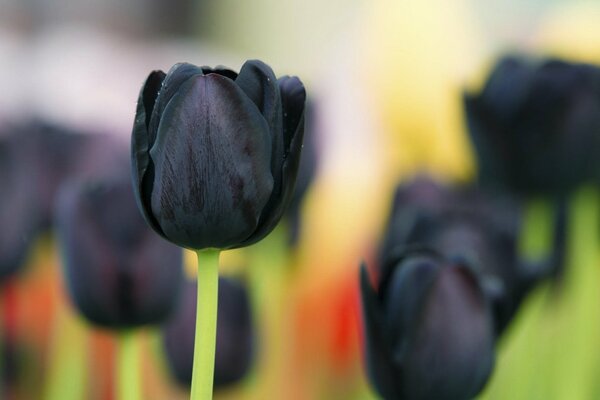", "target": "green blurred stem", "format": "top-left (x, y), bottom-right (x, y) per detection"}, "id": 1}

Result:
top-left (519, 198), bottom-right (554, 261)
top-left (44, 305), bottom-right (88, 400)
top-left (555, 186), bottom-right (600, 400)
top-left (191, 250), bottom-right (220, 400)
top-left (246, 225), bottom-right (292, 398)
top-left (117, 330), bottom-right (141, 400)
